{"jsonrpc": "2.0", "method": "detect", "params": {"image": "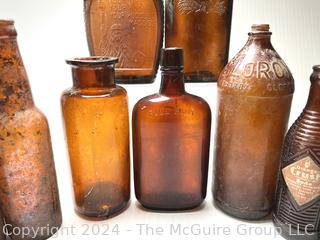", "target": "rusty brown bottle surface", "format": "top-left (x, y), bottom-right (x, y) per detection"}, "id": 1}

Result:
top-left (84, 0), bottom-right (164, 84)
top-left (213, 24), bottom-right (295, 220)
top-left (133, 48), bottom-right (212, 210)
top-left (165, 0), bottom-right (233, 82)
top-left (273, 66), bottom-right (320, 240)
top-left (0, 20), bottom-right (62, 240)
top-left (62, 57), bottom-right (130, 219)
